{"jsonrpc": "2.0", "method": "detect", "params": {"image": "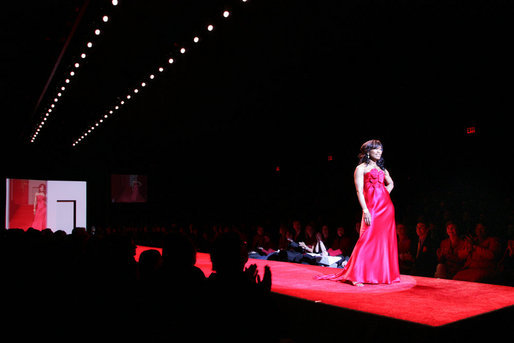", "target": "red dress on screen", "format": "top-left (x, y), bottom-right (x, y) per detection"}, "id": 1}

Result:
top-left (316, 168), bottom-right (400, 284)
top-left (31, 194), bottom-right (47, 231)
